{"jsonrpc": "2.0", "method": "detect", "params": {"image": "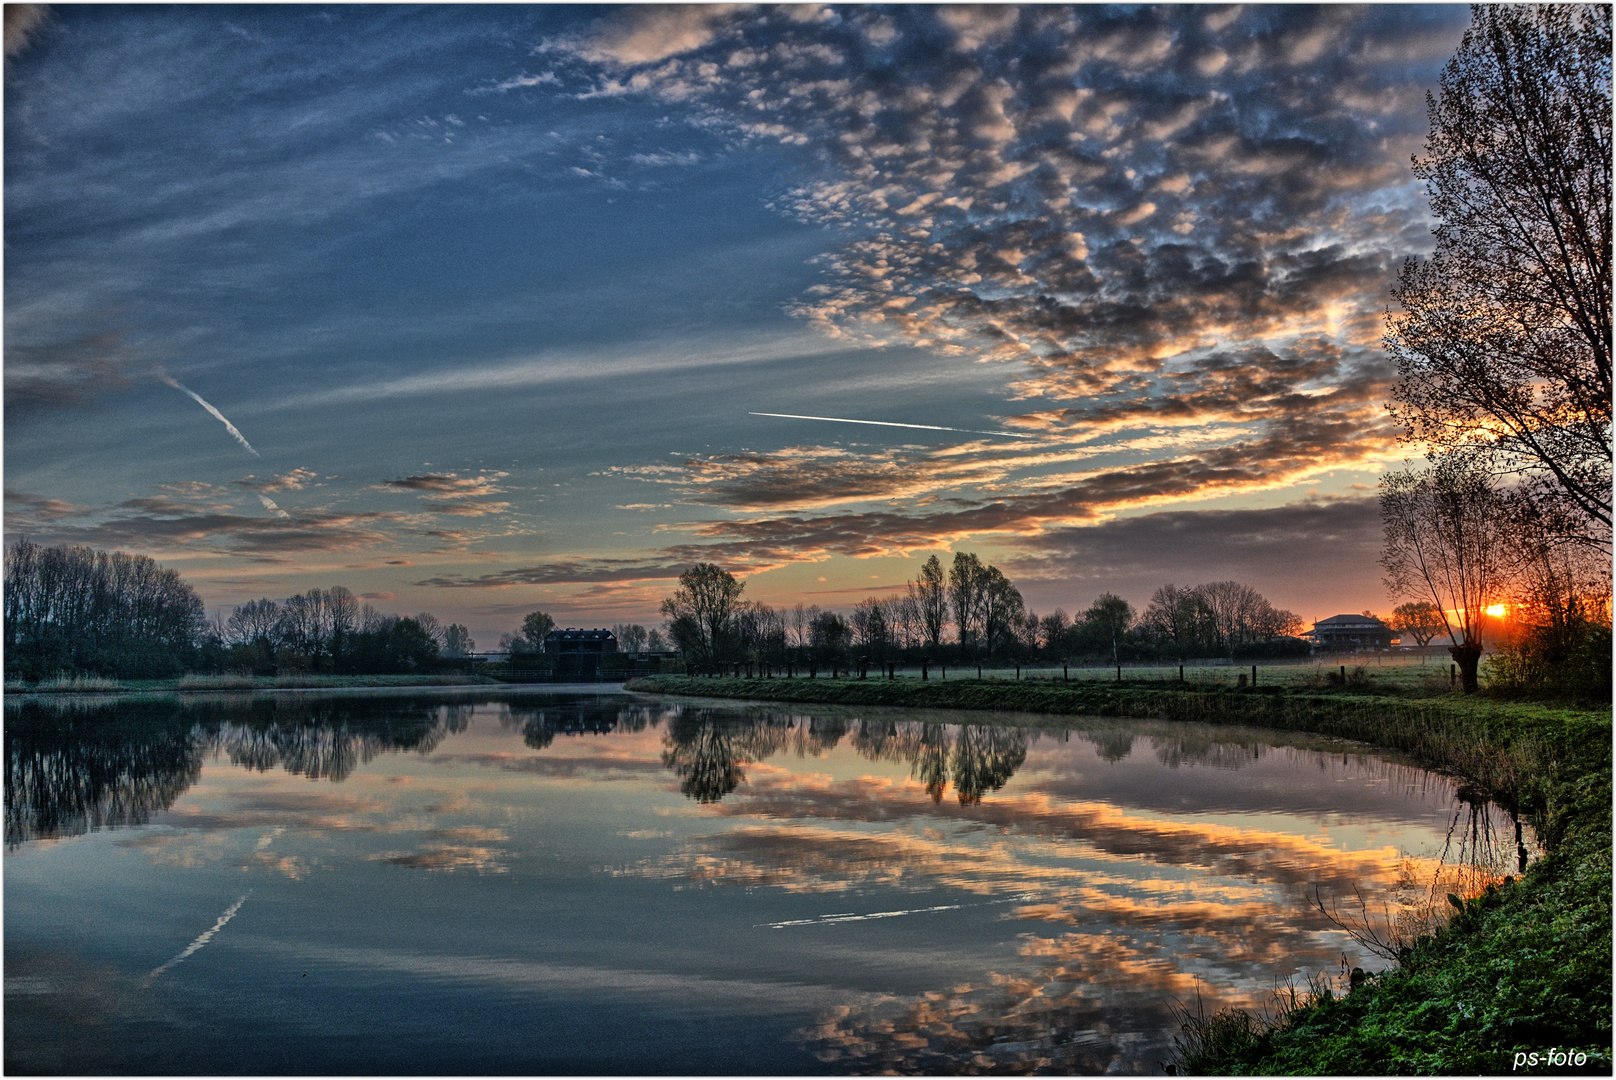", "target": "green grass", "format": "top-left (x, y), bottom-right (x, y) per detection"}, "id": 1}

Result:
top-left (627, 672), bottom-right (1612, 1075)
